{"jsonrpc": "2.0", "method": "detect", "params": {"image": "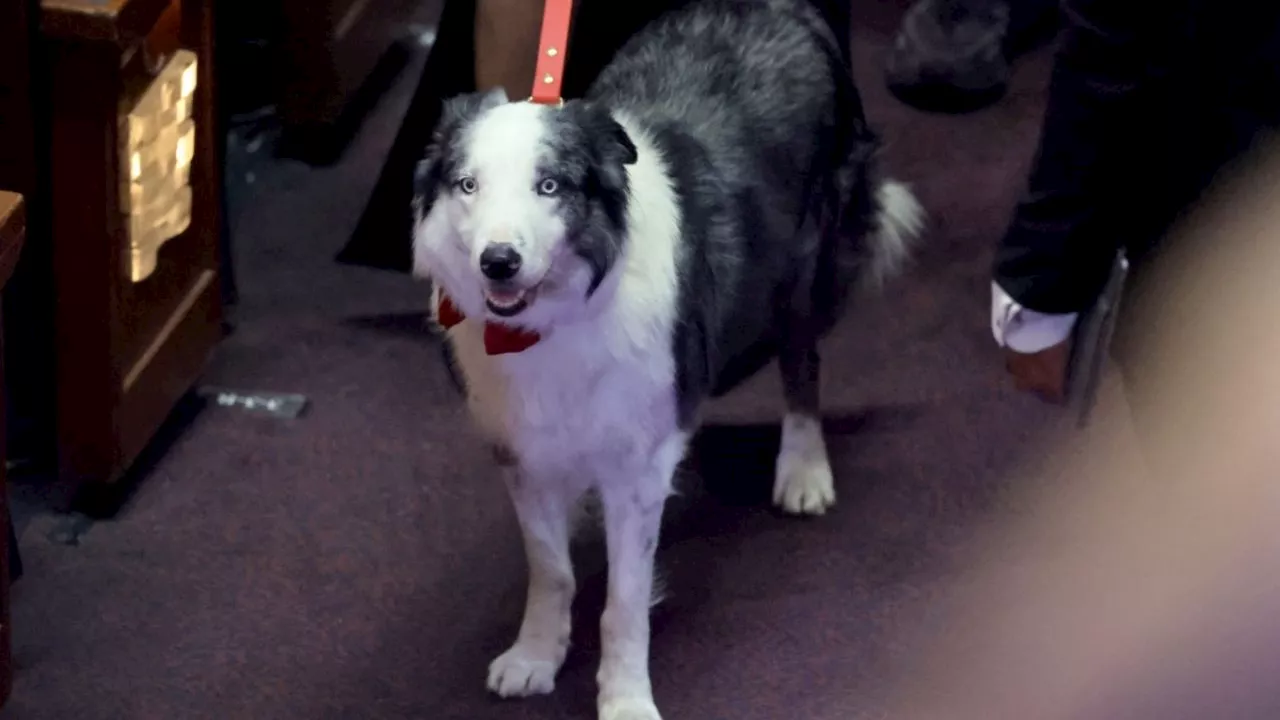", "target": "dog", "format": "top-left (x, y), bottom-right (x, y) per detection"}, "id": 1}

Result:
top-left (411, 1), bottom-right (924, 717)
